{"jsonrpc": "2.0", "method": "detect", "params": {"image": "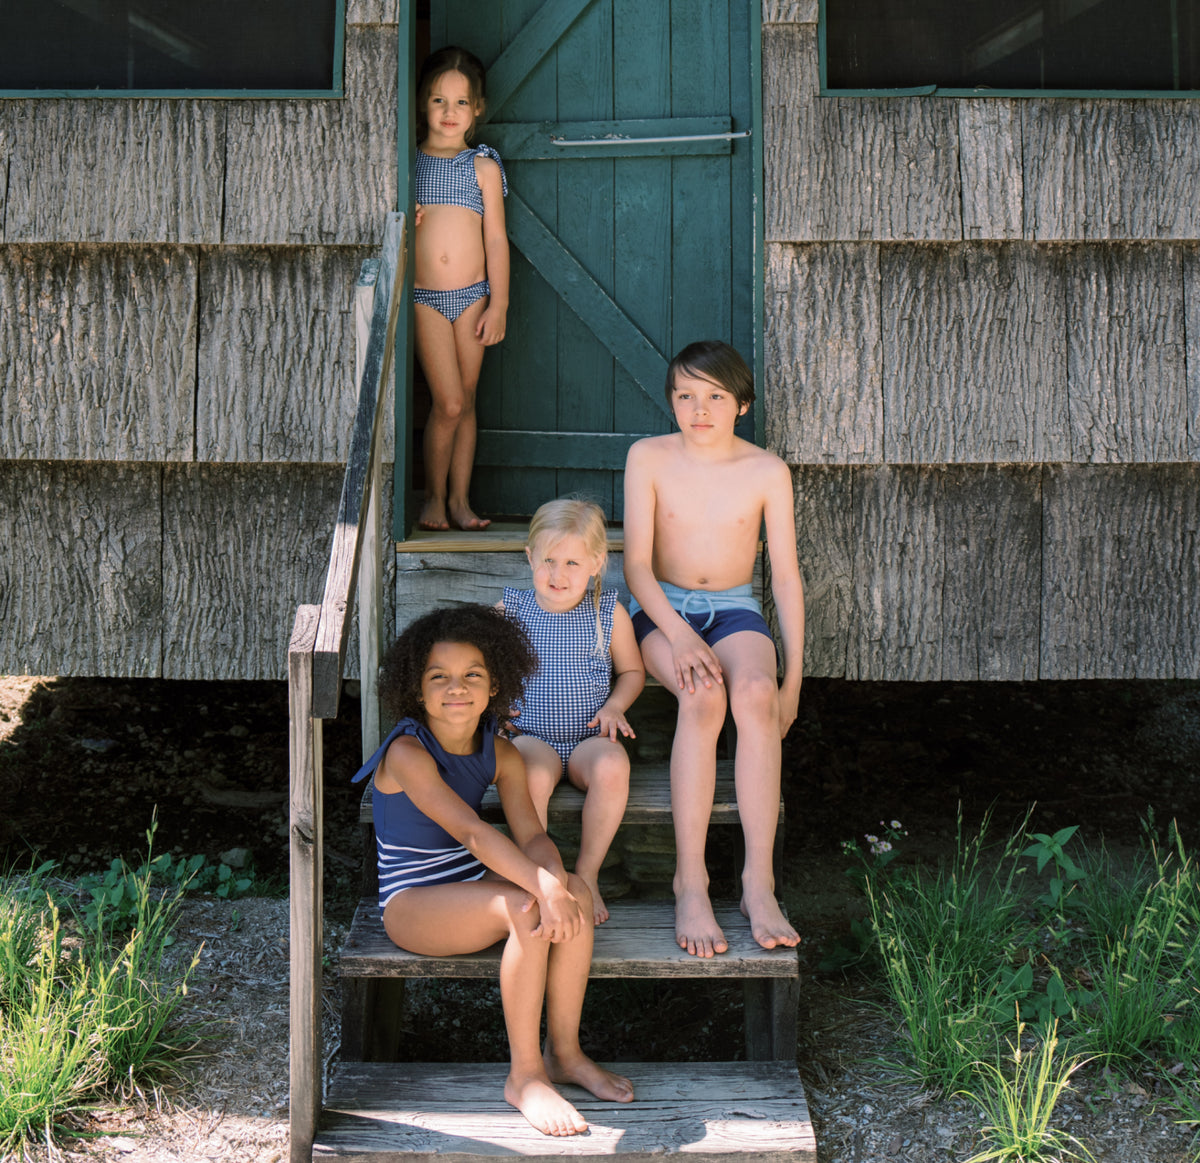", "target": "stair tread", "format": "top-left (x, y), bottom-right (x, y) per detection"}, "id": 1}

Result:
top-left (340, 896), bottom-right (799, 980)
top-left (316, 1059), bottom-right (815, 1161)
top-left (360, 759), bottom-right (775, 826)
